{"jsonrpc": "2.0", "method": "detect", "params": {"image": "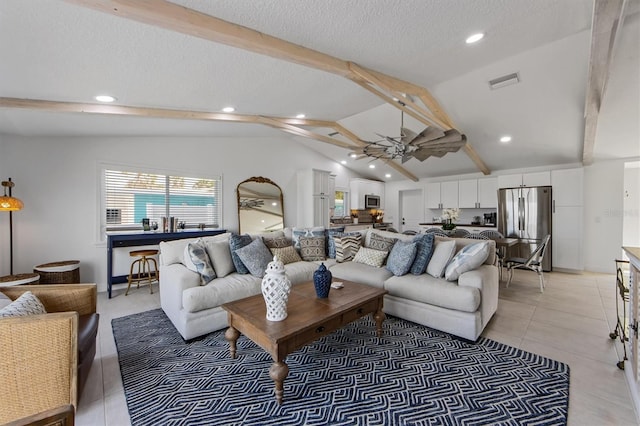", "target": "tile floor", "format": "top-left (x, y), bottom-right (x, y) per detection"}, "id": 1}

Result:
top-left (78, 270), bottom-right (639, 425)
